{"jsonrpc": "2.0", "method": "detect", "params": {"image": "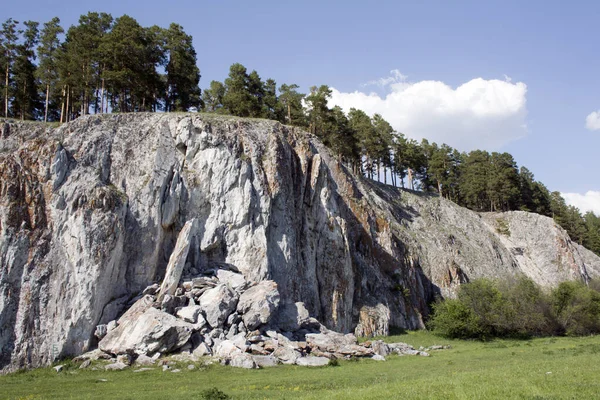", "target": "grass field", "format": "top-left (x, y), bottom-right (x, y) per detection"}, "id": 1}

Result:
top-left (2, 331), bottom-right (599, 400)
